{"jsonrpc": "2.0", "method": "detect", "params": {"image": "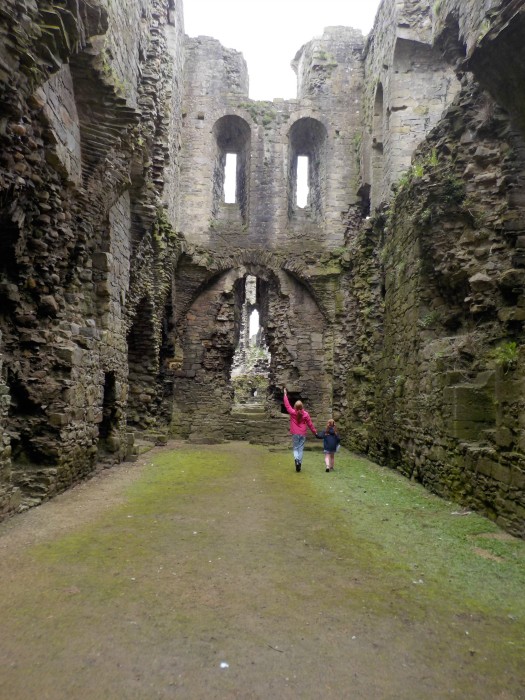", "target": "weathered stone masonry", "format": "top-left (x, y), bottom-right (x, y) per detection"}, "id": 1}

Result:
top-left (0, 0), bottom-right (185, 512)
top-left (348, 0), bottom-right (525, 535)
top-left (0, 0), bottom-right (524, 536)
